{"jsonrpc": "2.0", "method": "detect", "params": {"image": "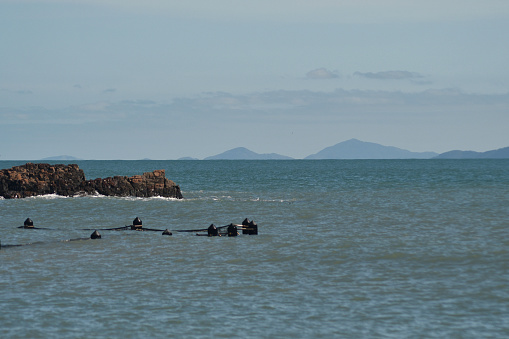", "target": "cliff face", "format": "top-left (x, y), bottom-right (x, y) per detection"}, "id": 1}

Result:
top-left (0, 163), bottom-right (183, 199)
